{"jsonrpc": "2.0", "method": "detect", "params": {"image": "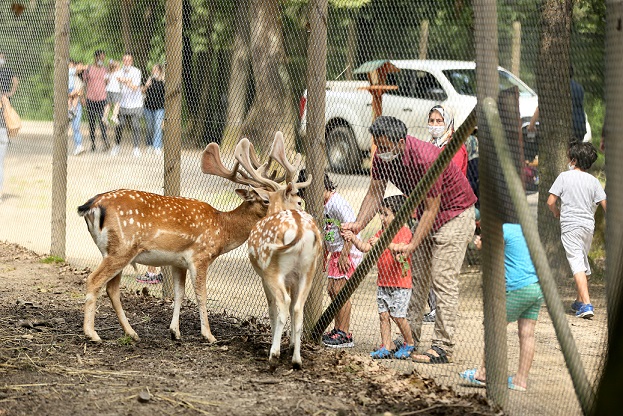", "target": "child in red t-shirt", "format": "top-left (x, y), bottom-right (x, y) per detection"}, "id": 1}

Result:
top-left (342, 195), bottom-right (415, 359)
